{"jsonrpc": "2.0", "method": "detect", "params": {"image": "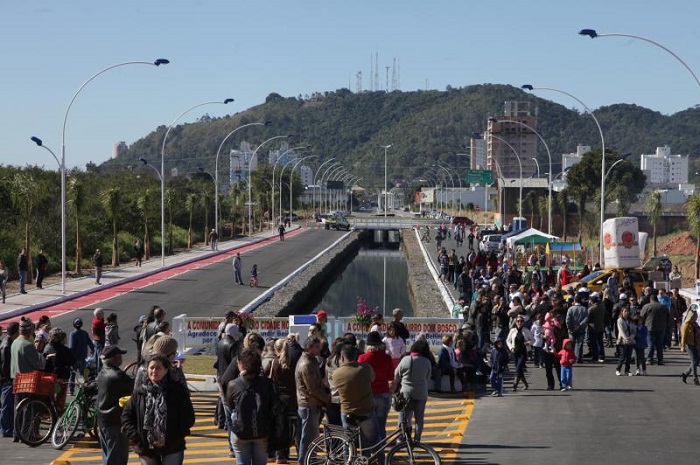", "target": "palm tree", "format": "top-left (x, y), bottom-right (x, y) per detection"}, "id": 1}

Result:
top-left (524, 191), bottom-right (537, 227)
top-left (538, 195), bottom-right (548, 231)
top-left (67, 177), bottom-right (86, 274)
top-left (136, 188), bottom-right (154, 260)
top-left (10, 172), bottom-right (36, 283)
top-left (557, 189), bottom-right (569, 241)
top-left (99, 187), bottom-right (122, 266)
top-left (646, 190), bottom-right (662, 256)
top-left (686, 195), bottom-right (700, 278)
top-left (185, 193), bottom-right (198, 248)
top-left (165, 187), bottom-right (176, 255)
top-left (201, 187), bottom-right (212, 245)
